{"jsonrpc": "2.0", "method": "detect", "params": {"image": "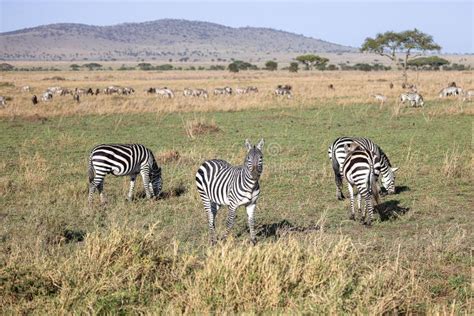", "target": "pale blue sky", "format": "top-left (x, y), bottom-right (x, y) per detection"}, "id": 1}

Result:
top-left (0, 0), bottom-right (472, 53)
